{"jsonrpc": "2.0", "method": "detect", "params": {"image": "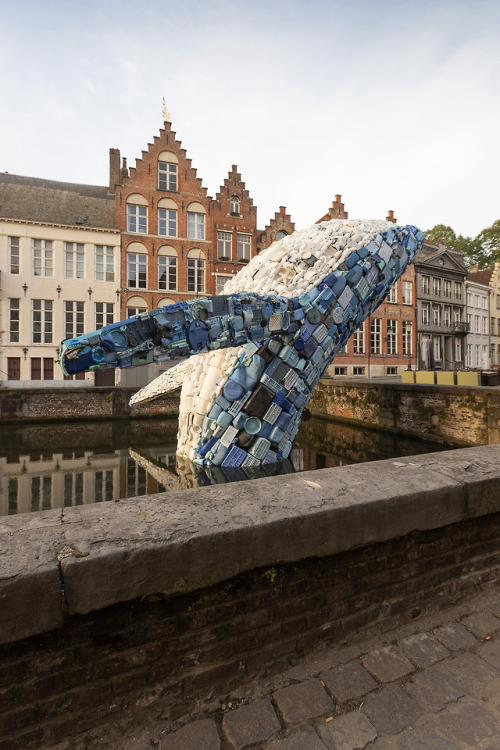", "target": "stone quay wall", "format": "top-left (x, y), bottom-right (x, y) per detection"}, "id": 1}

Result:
top-left (309, 379), bottom-right (500, 446)
top-left (0, 386), bottom-right (179, 422)
top-left (0, 445), bottom-right (499, 749)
